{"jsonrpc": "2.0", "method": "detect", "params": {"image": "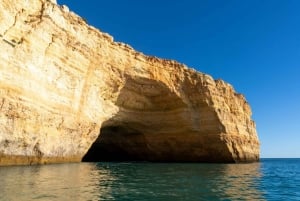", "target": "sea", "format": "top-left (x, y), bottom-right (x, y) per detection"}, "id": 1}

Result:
top-left (0, 158), bottom-right (299, 201)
